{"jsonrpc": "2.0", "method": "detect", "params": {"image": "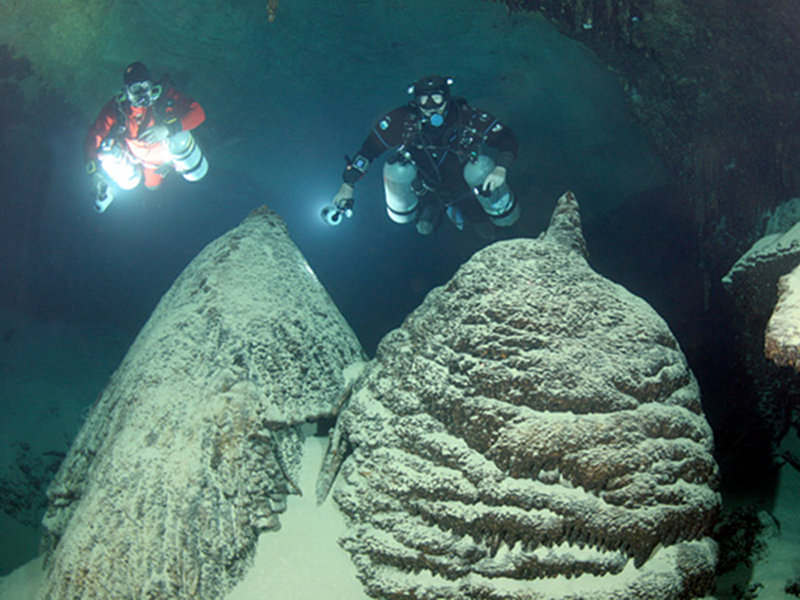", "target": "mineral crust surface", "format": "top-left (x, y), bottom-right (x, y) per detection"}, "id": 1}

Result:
top-left (323, 191), bottom-right (721, 599)
top-left (39, 206), bottom-right (364, 599)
